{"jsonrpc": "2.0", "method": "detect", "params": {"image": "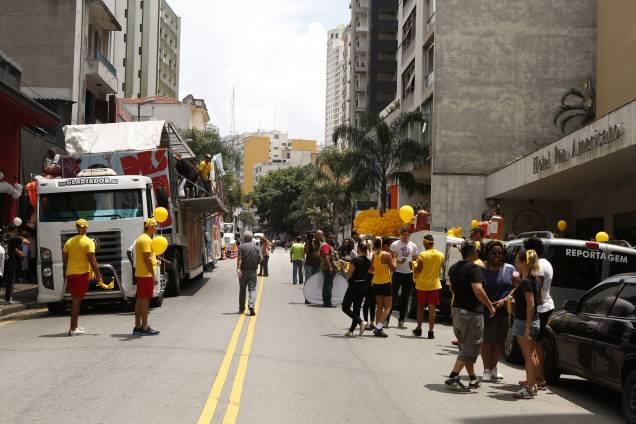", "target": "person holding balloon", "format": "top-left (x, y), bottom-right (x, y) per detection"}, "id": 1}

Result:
top-left (133, 217), bottom-right (162, 336)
